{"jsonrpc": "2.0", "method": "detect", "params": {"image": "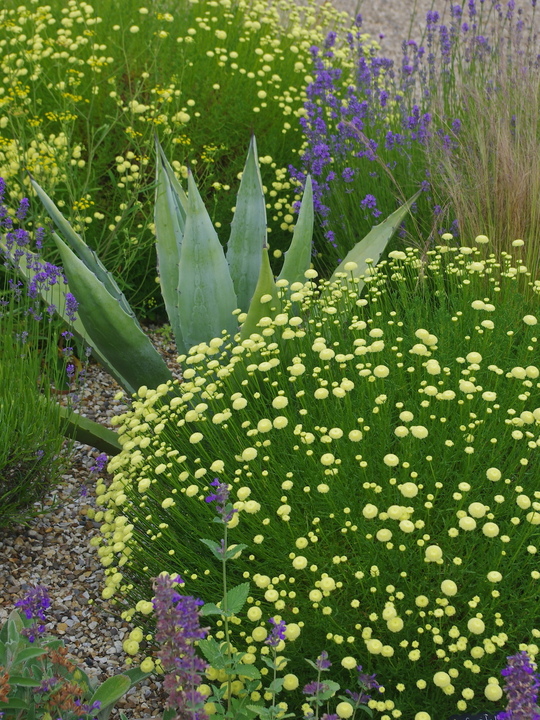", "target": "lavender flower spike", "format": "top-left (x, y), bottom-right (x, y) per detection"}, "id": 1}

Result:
top-left (497, 650), bottom-right (540, 720)
top-left (153, 573), bottom-right (209, 720)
